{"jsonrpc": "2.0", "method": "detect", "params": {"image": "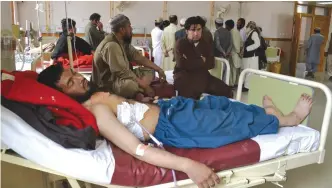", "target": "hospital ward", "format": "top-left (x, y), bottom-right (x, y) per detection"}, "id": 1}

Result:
top-left (1, 1), bottom-right (332, 188)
